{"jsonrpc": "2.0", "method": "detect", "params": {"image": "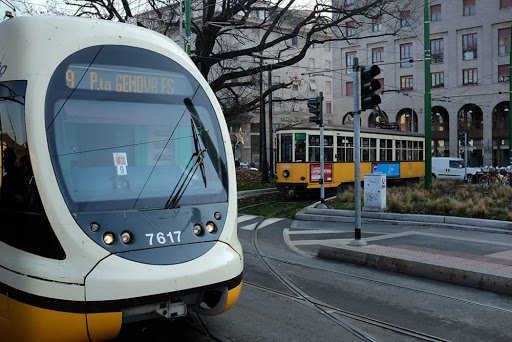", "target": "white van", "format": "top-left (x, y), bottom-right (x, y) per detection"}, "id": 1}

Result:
top-left (432, 157), bottom-right (480, 182)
